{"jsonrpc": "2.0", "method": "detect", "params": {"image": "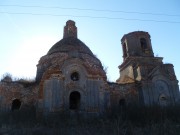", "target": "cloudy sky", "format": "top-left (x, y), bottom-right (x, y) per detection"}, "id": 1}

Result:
top-left (0, 0), bottom-right (180, 83)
